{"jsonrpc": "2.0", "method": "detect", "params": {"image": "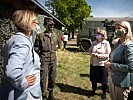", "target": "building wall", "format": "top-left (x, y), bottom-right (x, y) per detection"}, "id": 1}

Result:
top-left (77, 18), bottom-right (133, 51)
top-left (79, 18), bottom-right (133, 39)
